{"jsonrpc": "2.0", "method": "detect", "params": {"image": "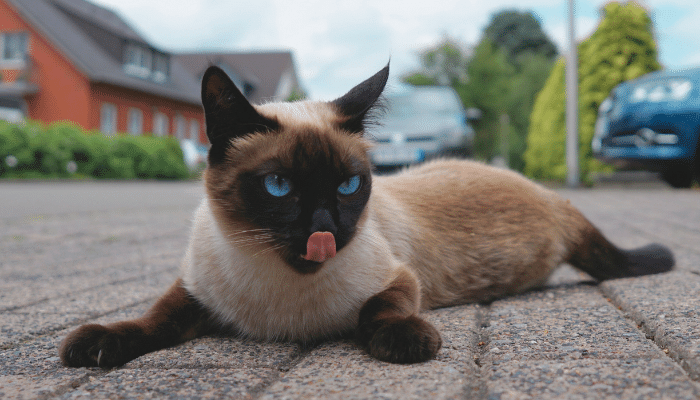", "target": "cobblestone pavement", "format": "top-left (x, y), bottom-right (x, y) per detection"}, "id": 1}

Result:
top-left (1, 179), bottom-right (700, 399)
